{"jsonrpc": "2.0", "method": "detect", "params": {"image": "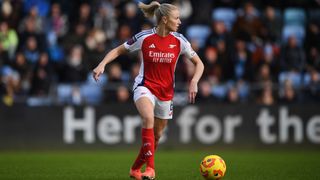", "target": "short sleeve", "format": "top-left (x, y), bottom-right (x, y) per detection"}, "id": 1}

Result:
top-left (123, 35), bottom-right (142, 52)
top-left (124, 29), bottom-right (155, 52)
top-left (180, 34), bottom-right (197, 59)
